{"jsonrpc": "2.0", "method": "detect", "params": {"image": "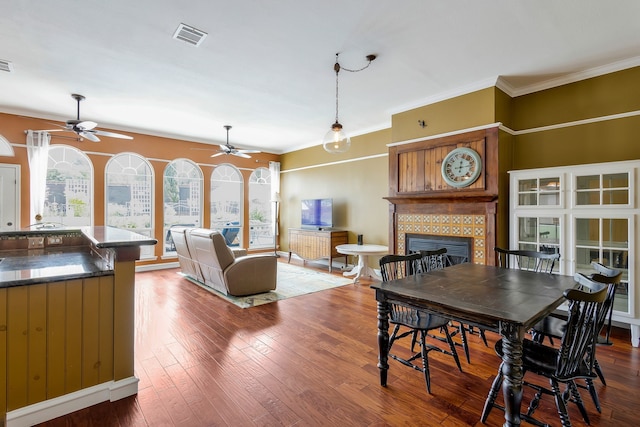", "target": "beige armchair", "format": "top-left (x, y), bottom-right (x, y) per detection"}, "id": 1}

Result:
top-left (179, 228), bottom-right (277, 296)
